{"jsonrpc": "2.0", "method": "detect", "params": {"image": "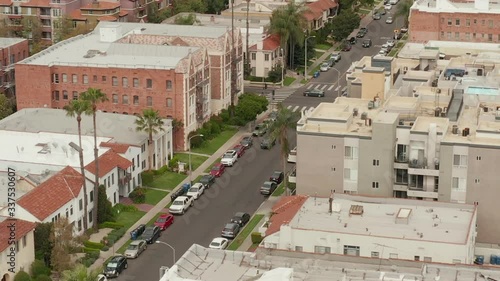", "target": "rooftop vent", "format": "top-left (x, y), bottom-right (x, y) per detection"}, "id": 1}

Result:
top-left (353, 108), bottom-right (359, 117)
top-left (349, 205), bottom-right (364, 216)
top-left (83, 49), bottom-right (103, 59)
top-left (361, 112), bottom-right (368, 120)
